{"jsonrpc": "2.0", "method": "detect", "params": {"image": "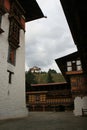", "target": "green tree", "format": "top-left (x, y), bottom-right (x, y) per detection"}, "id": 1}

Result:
top-left (47, 70), bottom-right (54, 83)
top-left (25, 71), bottom-right (37, 92)
top-left (26, 71), bottom-right (37, 84)
top-left (48, 69), bottom-right (57, 74)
